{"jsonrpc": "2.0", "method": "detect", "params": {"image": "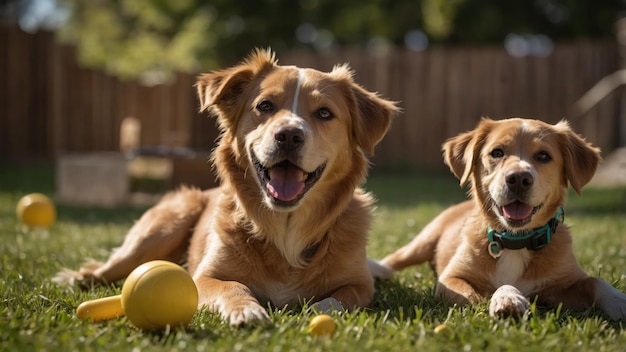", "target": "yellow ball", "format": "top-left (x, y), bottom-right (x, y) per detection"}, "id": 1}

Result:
top-left (121, 260), bottom-right (198, 330)
top-left (16, 193), bottom-right (56, 228)
top-left (308, 314), bottom-right (336, 335)
top-left (434, 324), bottom-right (448, 334)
